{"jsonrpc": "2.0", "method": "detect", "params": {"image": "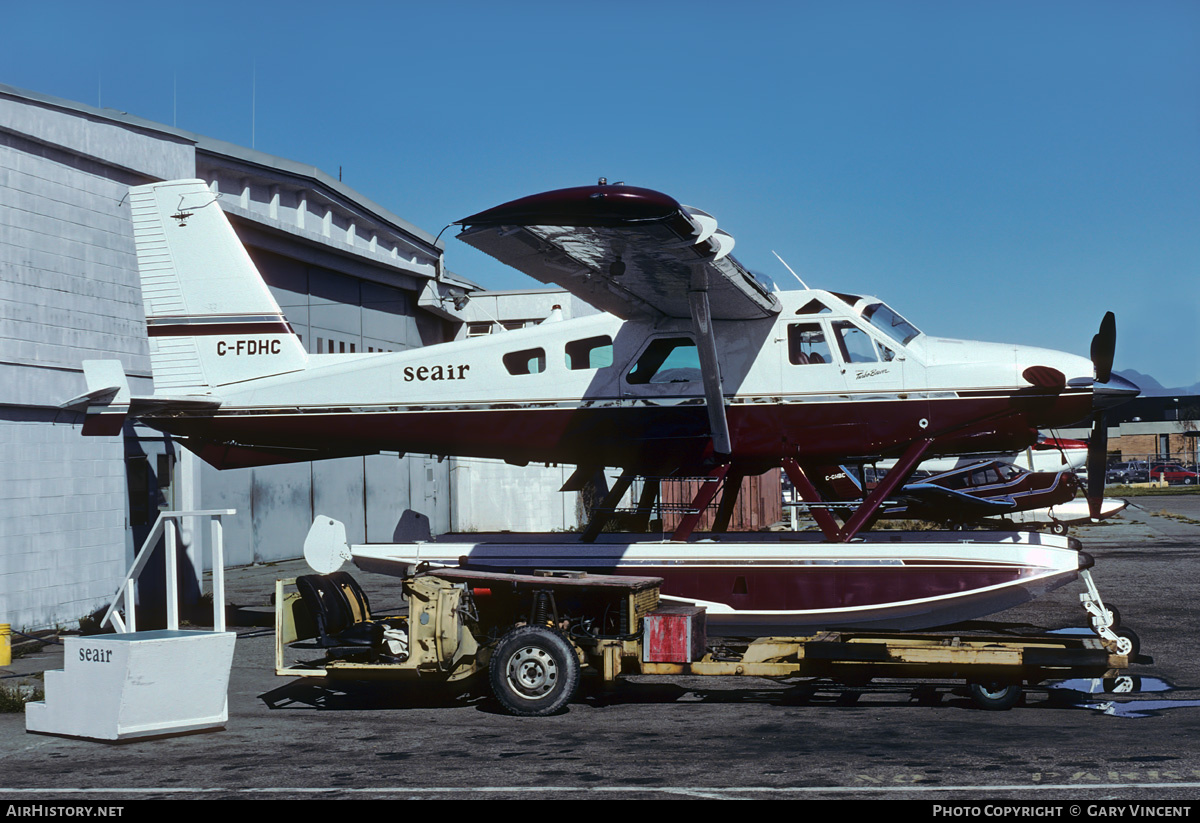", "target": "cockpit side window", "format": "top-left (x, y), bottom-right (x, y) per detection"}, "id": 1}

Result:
top-left (627, 337), bottom-right (701, 384)
top-left (997, 464), bottom-right (1023, 481)
top-left (787, 323), bottom-right (833, 366)
top-left (832, 321), bottom-right (879, 363)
